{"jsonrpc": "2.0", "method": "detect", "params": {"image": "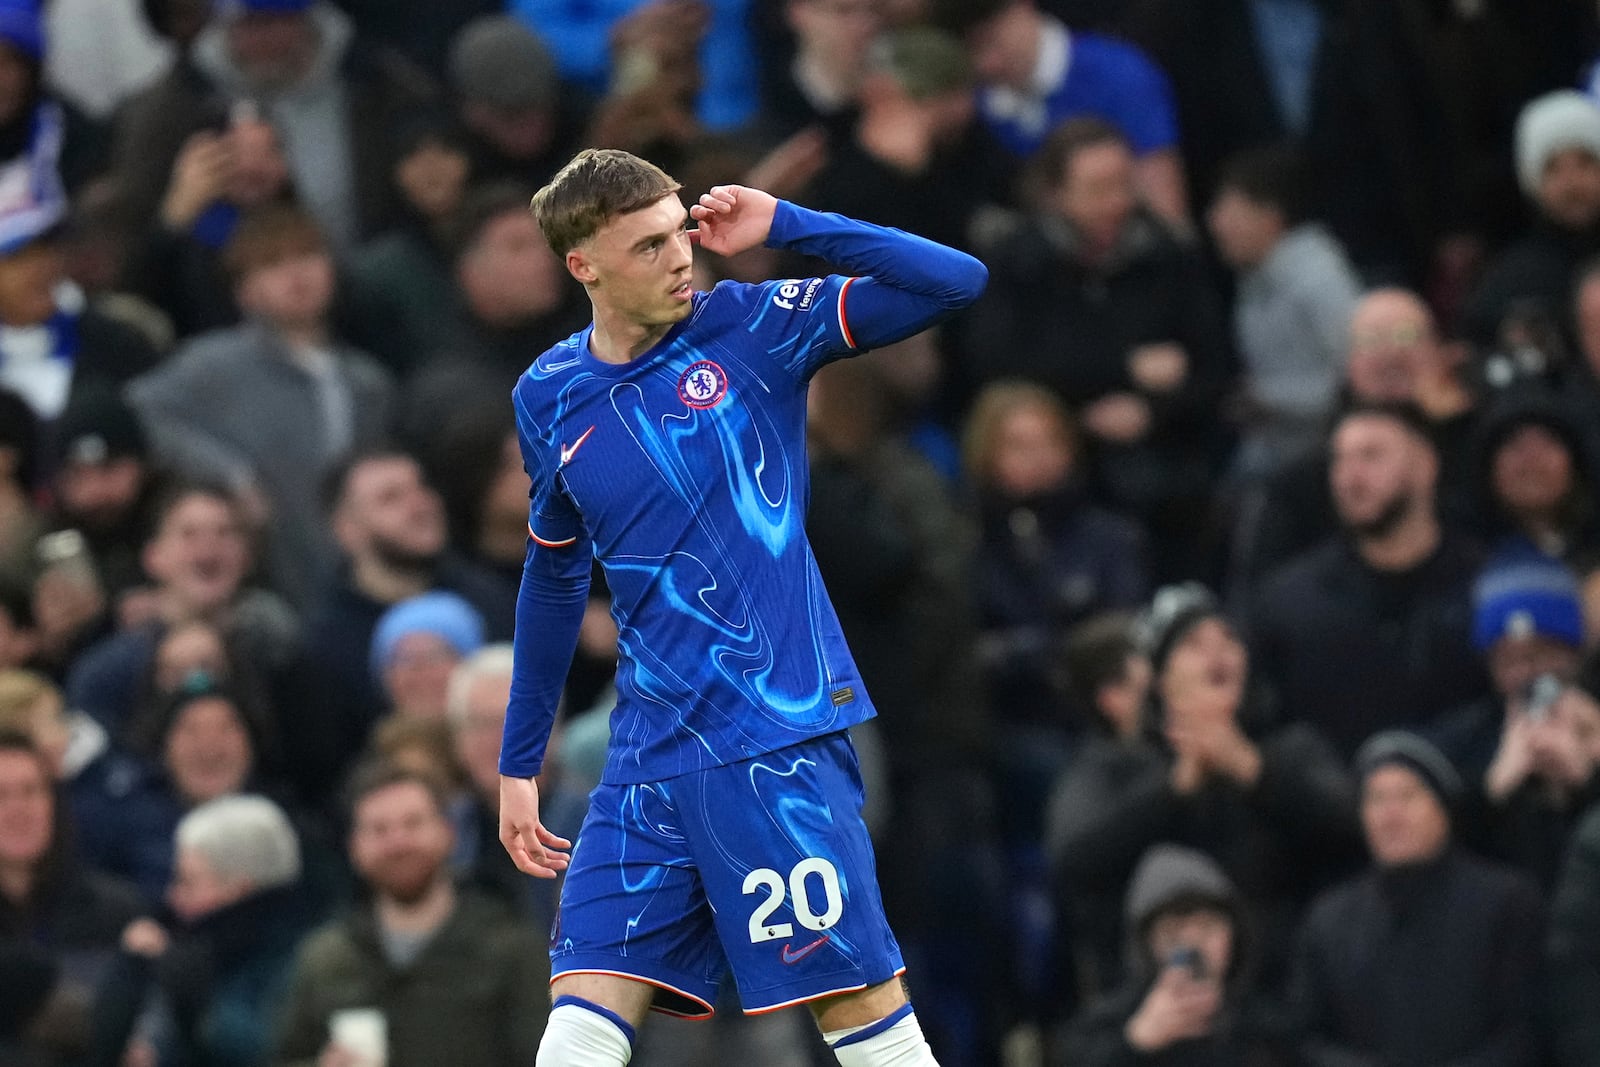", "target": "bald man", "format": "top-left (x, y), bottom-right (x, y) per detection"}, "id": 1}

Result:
top-left (1232, 289), bottom-right (1481, 590)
